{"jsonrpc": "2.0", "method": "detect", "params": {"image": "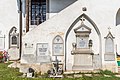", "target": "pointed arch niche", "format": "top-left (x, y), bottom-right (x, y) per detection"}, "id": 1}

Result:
top-left (104, 32), bottom-right (115, 61)
top-left (116, 8), bottom-right (120, 26)
top-left (52, 35), bottom-right (64, 56)
top-left (9, 27), bottom-right (19, 48)
top-left (64, 13), bottom-right (102, 71)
